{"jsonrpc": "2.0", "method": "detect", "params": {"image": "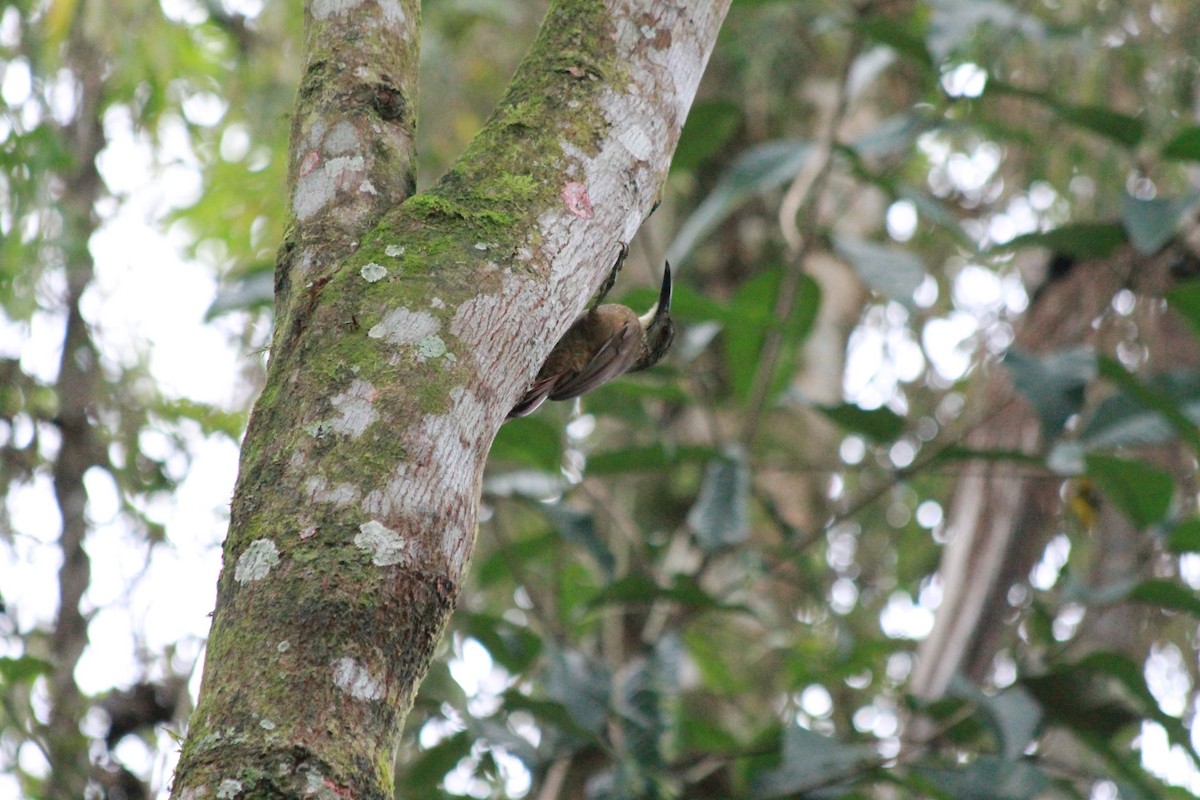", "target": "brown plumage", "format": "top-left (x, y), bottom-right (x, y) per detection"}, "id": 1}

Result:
top-left (508, 259), bottom-right (674, 420)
